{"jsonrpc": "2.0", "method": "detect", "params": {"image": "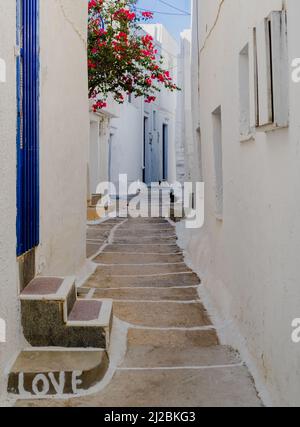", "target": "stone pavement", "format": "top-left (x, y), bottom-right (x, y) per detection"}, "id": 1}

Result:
top-left (16, 217), bottom-right (262, 407)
